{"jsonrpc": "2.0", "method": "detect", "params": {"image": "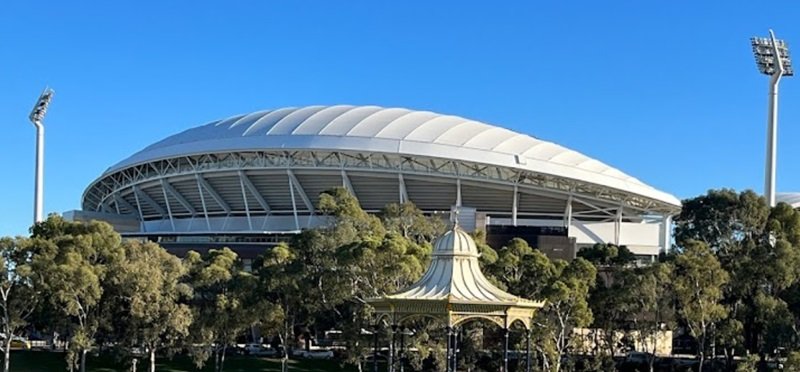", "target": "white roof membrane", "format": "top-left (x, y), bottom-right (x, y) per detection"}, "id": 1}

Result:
top-left (105, 105), bottom-right (680, 208)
